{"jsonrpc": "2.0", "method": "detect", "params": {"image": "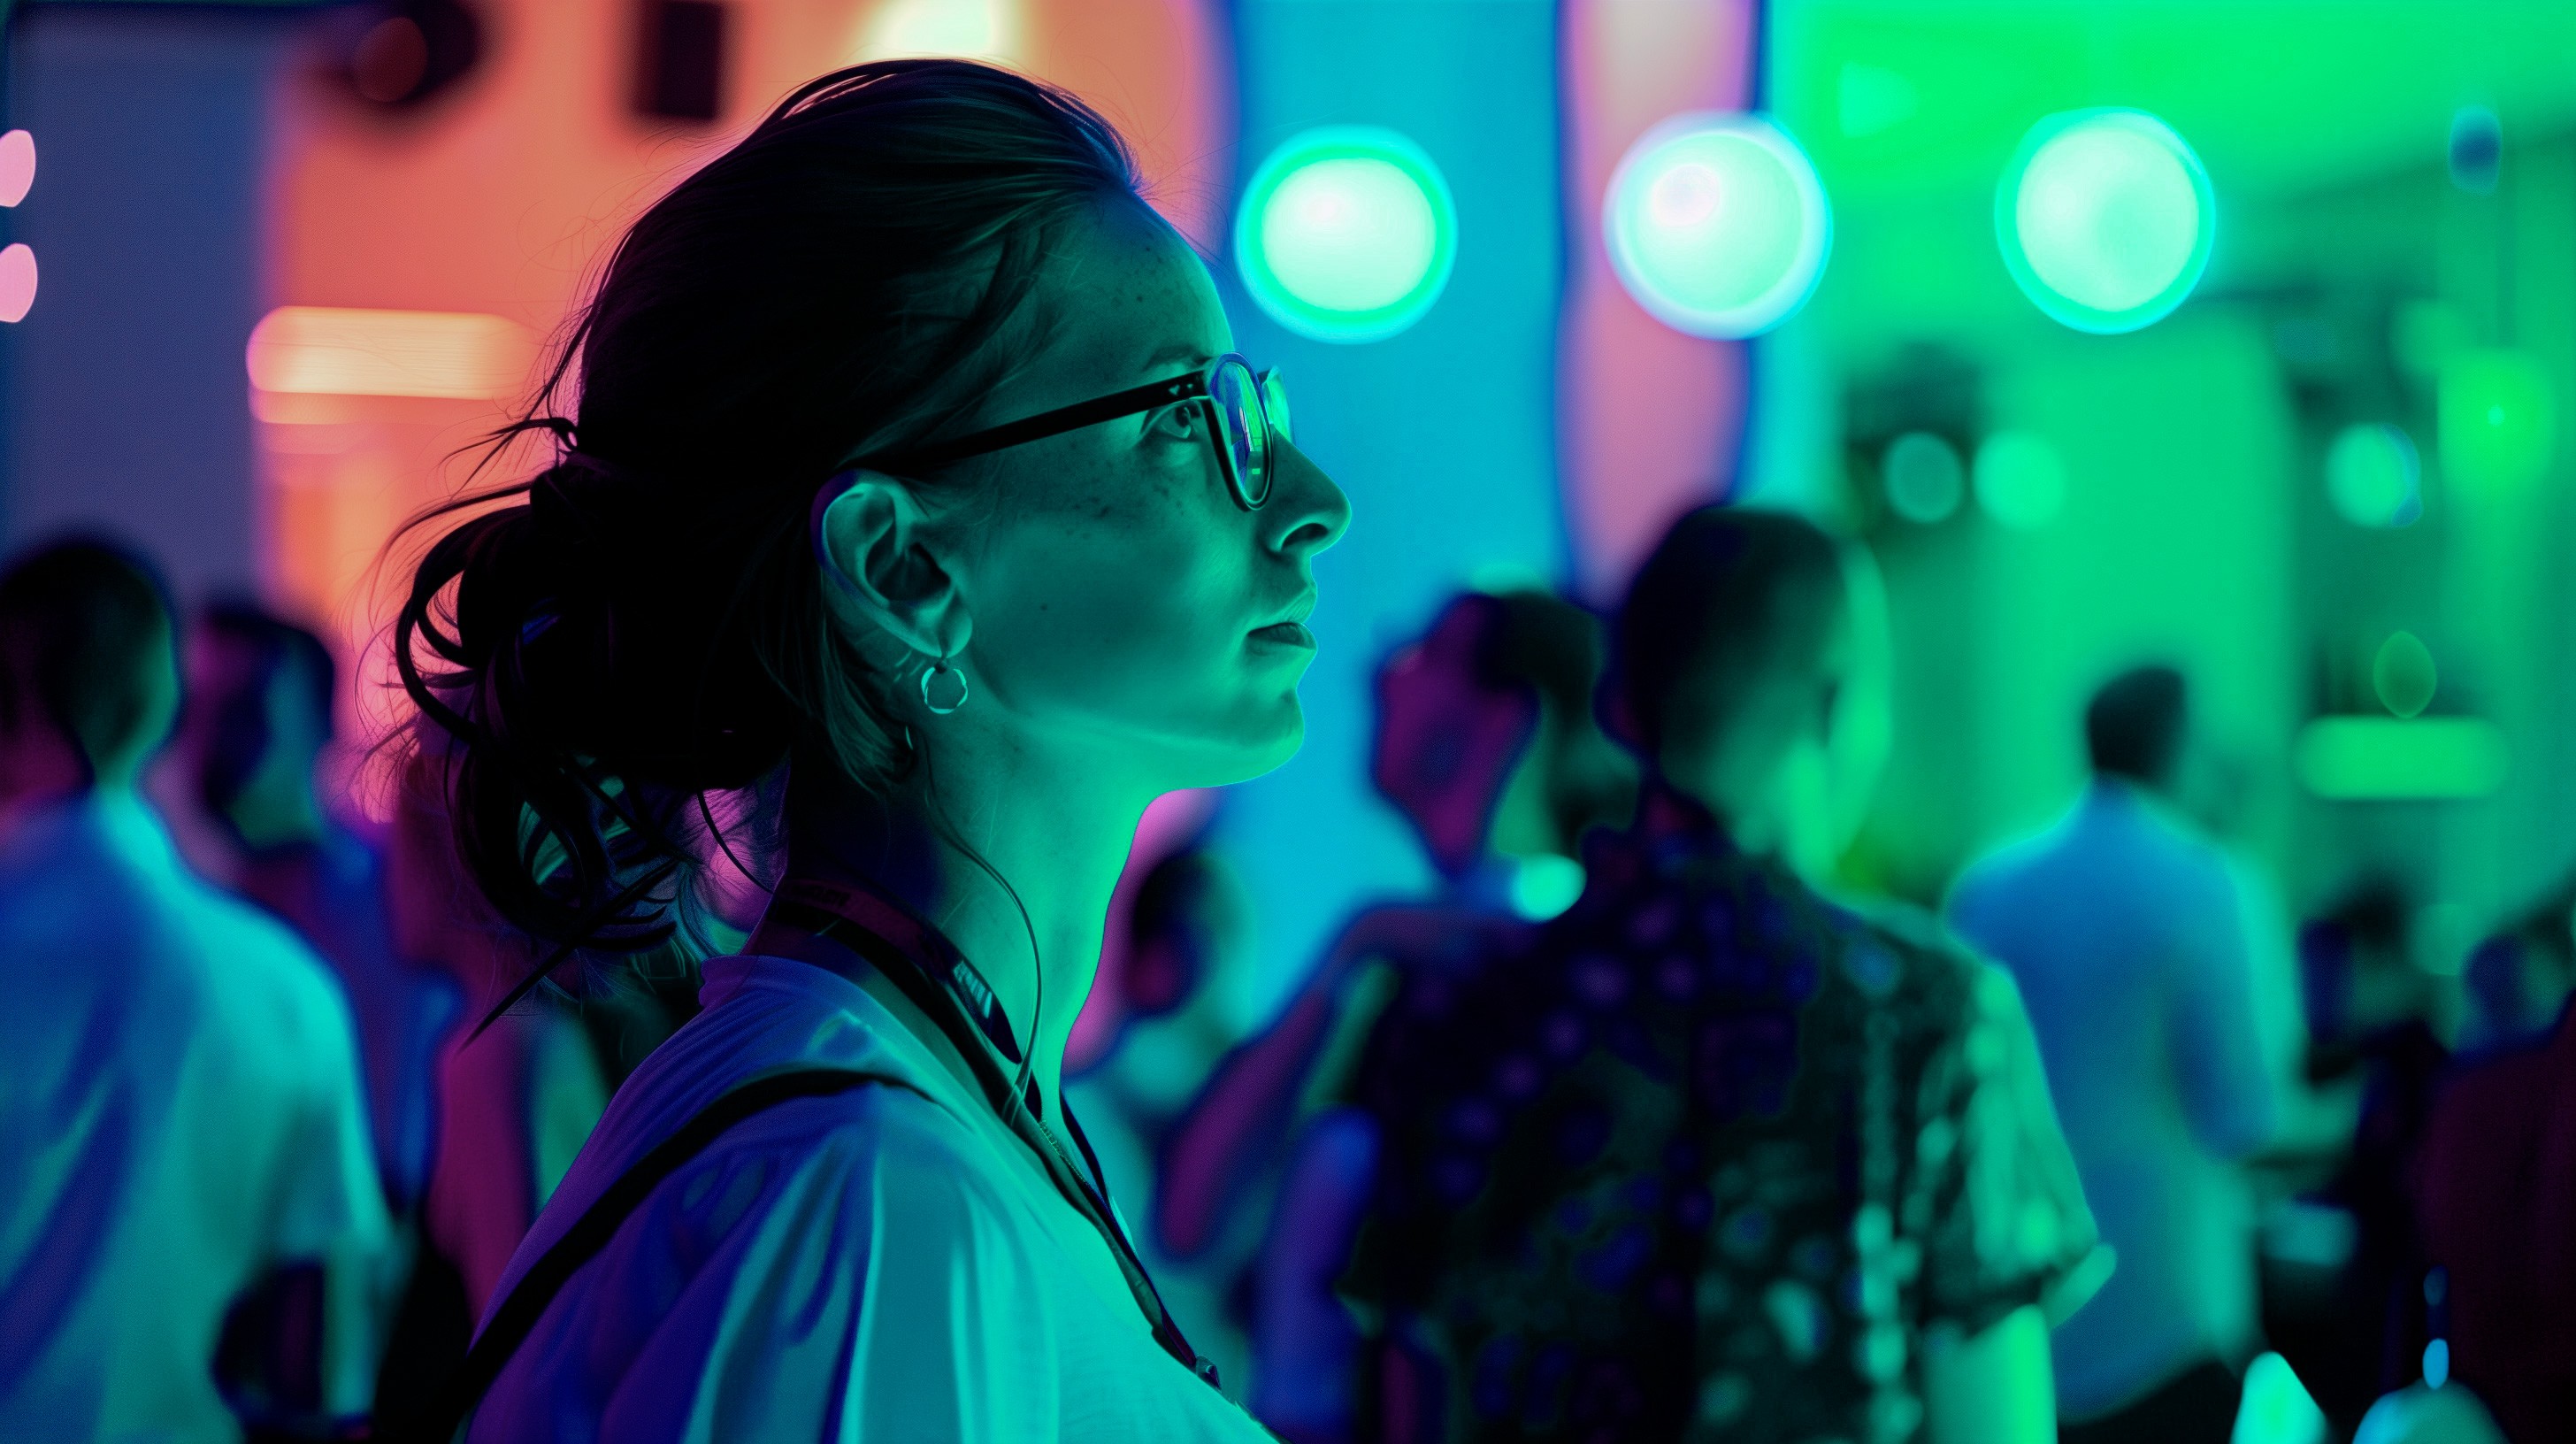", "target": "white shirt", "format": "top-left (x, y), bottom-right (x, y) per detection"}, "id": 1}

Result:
top-left (0, 792), bottom-right (388, 1443)
top-left (1947, 781), bottom-right (2298, 1417)
top-left (468, 953), bottom-right (1272, 1442)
